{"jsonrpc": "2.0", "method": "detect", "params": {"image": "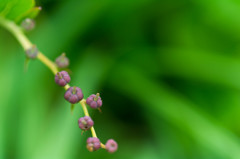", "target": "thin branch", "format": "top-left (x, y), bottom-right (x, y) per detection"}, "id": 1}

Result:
top-left (0, 16), bottom-right (104, 147)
